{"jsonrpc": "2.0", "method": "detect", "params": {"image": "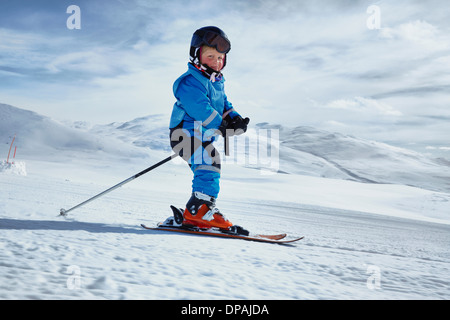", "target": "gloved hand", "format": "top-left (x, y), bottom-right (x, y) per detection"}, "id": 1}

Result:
top-left (230, 116), bottom-right (250, 135)
top-left (219, 116), bottom-right (250, 137)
